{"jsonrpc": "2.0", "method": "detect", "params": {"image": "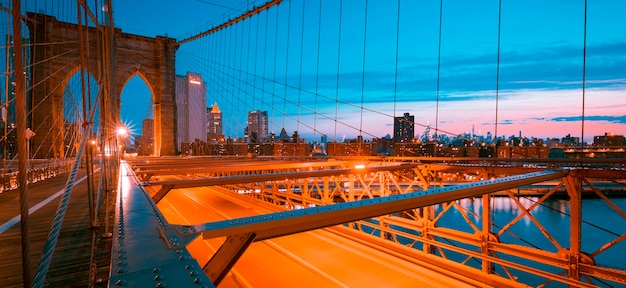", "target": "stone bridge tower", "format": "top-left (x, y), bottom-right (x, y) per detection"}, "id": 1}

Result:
top-left (27, 13), bottom-right (178, 157)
